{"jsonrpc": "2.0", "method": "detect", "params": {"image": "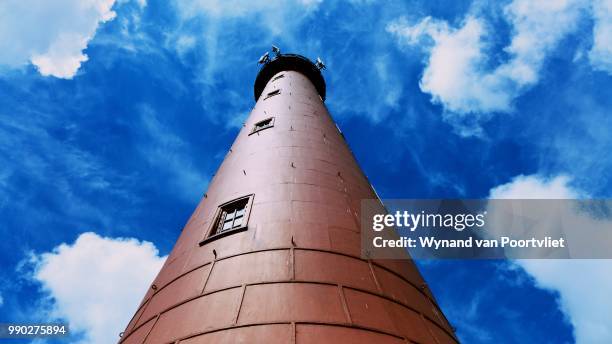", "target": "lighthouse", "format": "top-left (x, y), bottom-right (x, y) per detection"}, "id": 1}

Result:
top-left (120, 50), bottom-right (457, 344)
